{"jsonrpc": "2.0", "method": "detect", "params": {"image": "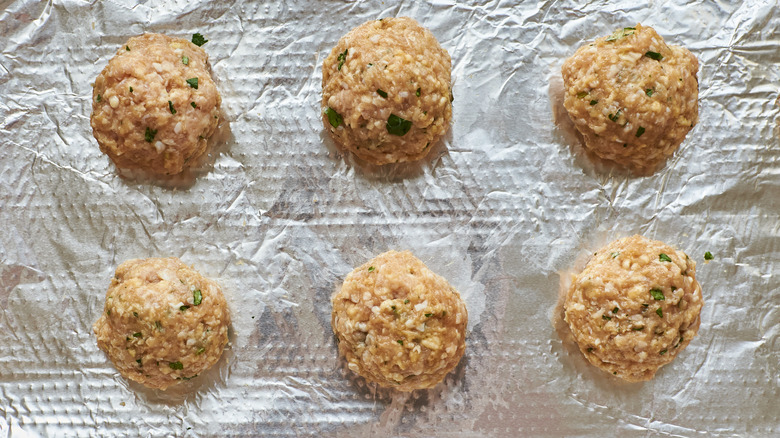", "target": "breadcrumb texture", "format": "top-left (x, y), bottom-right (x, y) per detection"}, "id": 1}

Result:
top-left (561, 24), bottom-right (699, 174)
top-left (564, 235), bottom-right (703, 382)
top-left (91, 33), bottom-right (221, 175)
top-left (322, 17), bottom-right (452, 165)
top-left (93, 257), bottom-right (230, 390)
top-left (331, 250), bottom-right (467, 391)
